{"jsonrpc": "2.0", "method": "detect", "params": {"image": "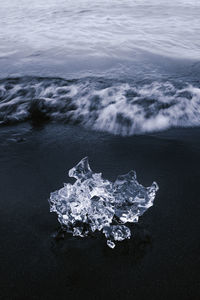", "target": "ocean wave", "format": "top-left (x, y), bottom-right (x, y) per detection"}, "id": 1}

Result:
top-left (0, 77), bottom-right (200, 135)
